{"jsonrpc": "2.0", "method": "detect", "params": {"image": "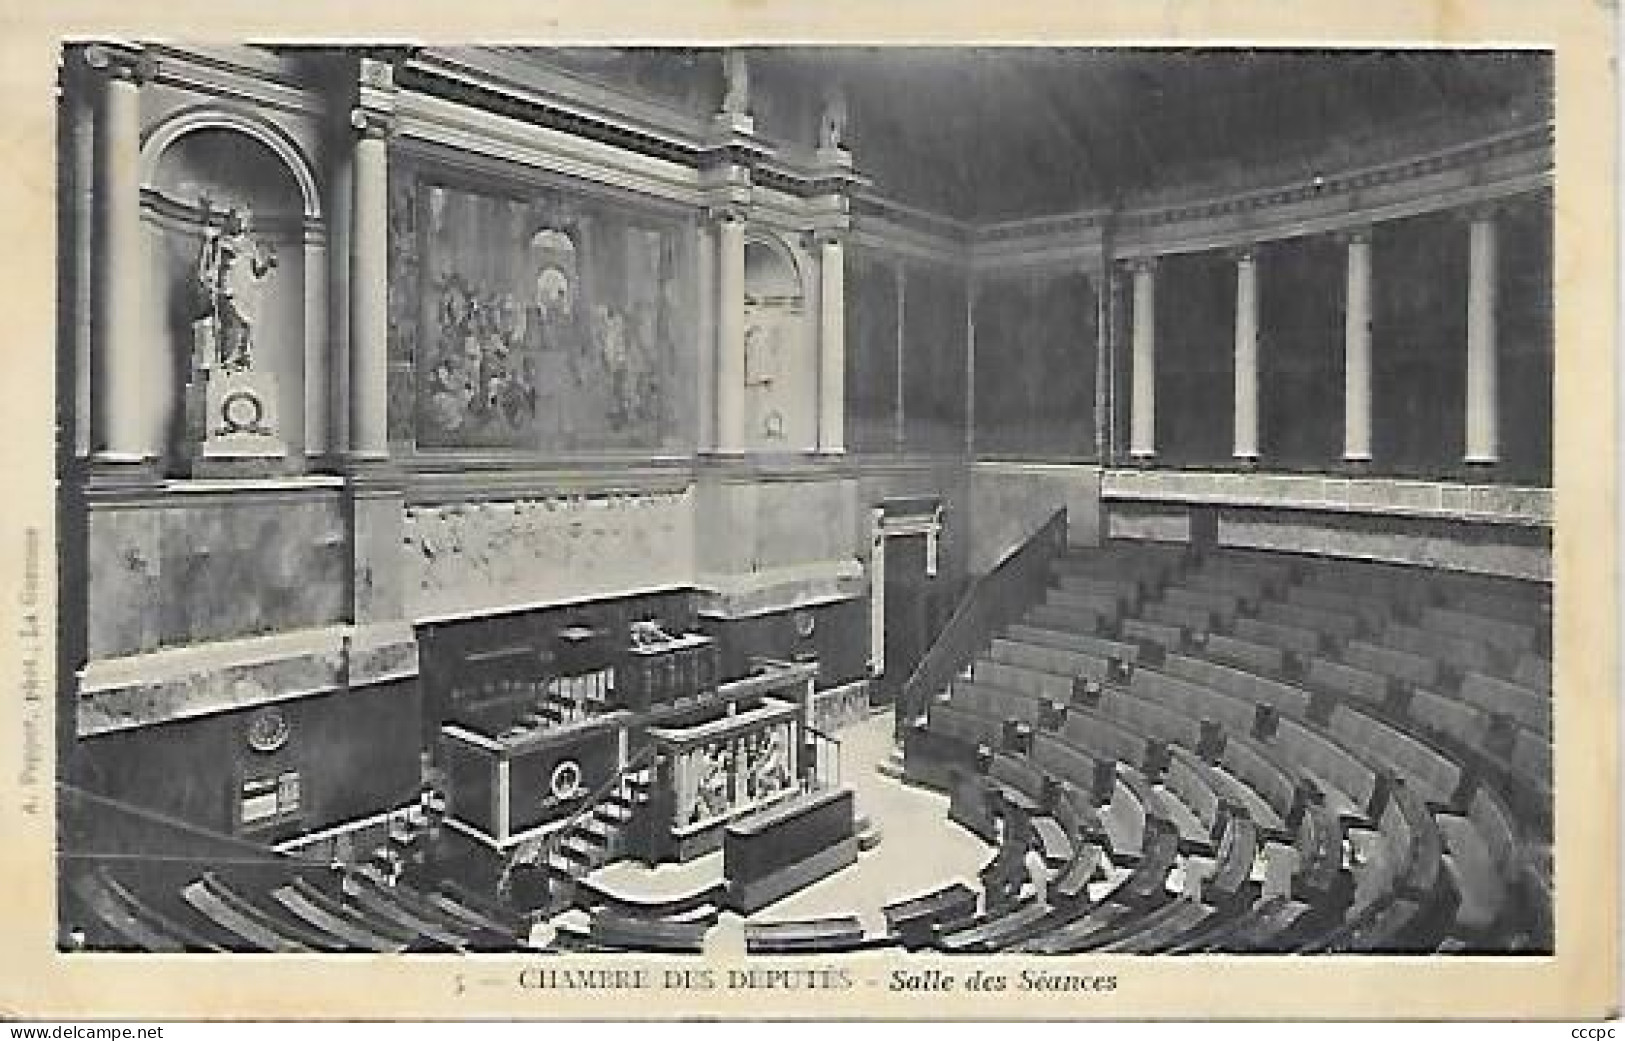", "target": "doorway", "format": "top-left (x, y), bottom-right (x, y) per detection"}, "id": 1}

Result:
top-left (868, 500), bottom-right (949, 708)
